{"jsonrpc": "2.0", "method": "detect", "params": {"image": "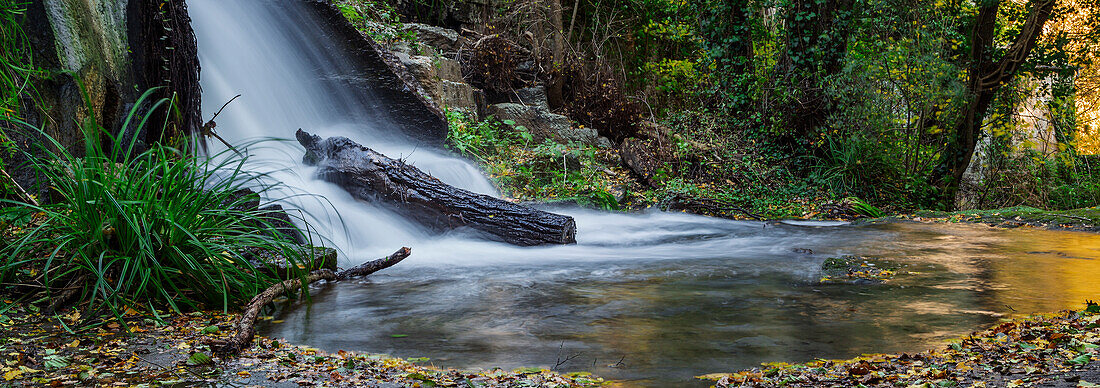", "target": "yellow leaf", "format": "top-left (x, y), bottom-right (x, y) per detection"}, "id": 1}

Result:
top-left (3, 369), bottom-right (21, 381)
top-left (696, 373), bottom-right (730, 380)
